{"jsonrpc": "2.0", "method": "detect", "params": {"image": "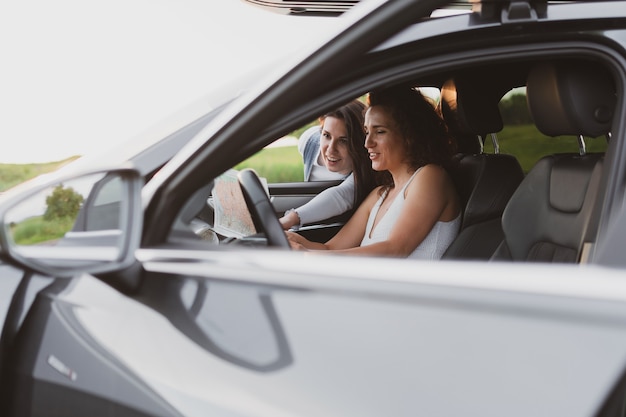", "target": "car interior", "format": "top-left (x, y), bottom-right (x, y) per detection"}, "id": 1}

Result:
top-left (443, 58), bottom-right (614, 262)
top-left (173, 55), bottom-right (616, 265)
